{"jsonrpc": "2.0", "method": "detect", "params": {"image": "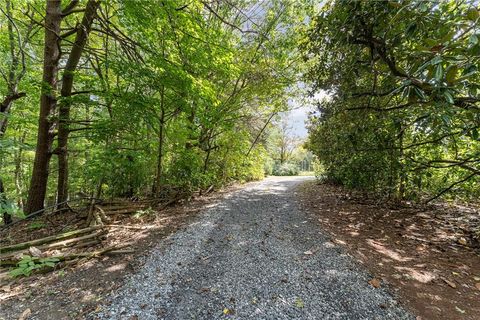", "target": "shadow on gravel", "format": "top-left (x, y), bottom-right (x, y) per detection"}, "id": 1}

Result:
top-left (89, 177), bottom-right (413, 320)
